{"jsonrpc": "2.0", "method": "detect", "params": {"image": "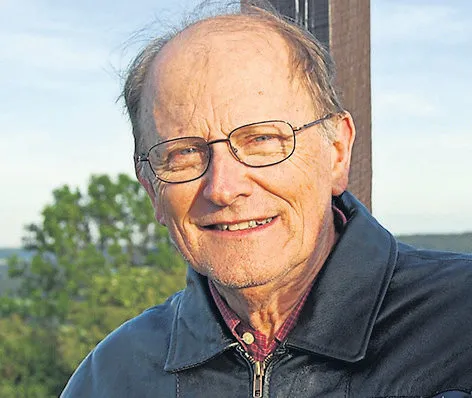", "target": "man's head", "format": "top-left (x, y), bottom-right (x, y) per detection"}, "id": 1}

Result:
top-left (124, 2), bottom-right (355, 289)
